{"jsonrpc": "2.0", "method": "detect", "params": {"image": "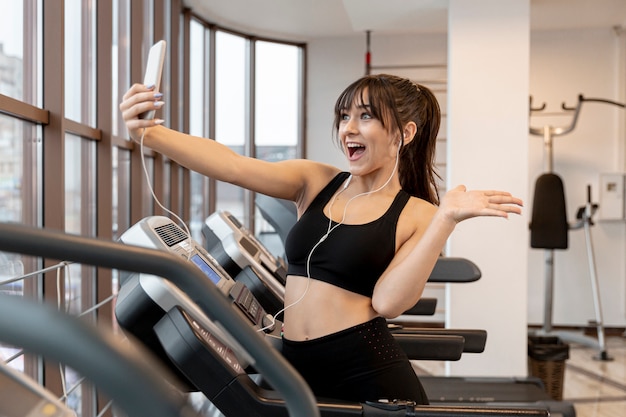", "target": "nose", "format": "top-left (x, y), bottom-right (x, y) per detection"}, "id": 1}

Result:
top-left (341, 116), bottom-right (358, 137)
